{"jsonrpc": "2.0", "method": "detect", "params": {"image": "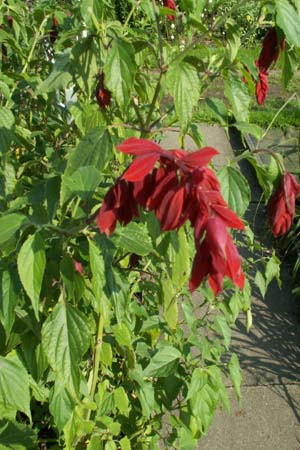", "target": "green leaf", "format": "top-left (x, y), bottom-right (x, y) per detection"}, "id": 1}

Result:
top-left (228, 353), bottom-right (242, 400)
top-left (17, 232), bottom-right (46, 321)
top-left (70, 103), bottom-right (105, 135)
top-left (100, 342), bottom-right (113, 367)
top-left (265, 253), bottom-right (281, 288)
top-left (276, 0), bottom-right (300, 47)
top-left (0, 107), bottom-right (15, 152)
top-left (224, 73), bottom-right (250, 122)
top-left (104, 38), bottom-right (136, 108)
top-left (234, 122), bottom-right (263, 141)
top-left (71, 37), bottom-right (98, 99)
top-left (167, 59), bottom-right (200, 131)
top-left (37, 50), bottom-right (72, 93)
top-left (205, 98), bottom-right (228, 126)
top-left (143, 345), bottom-right (181, 377)
top-left (0, 269), bottom-right (20, 338)
top-left (168, 228), bottom-right (190, 290)
top-left (112, 322), bottom-right (132, 349)
top-left (187, 368), bottom-right (208, 400)
top-left (112, 222), bottom-right (154, 256)
top-left (0, 420), bottom-right (37, 450)
top-left (42, 301), bottom-right (91, 392)
top-left (114, 387), bottom-right (129, 417)
top-left (282, 43), bottom-right (299, 88)
top-left (254, 270), bottom-right (266, 298)
top-left (120, 436), bottom-right (131, 450)
top-left (0, 213), bottom-right (28, 247)
top-left (213, 315), bottom-right (231, 349)
top-left (161, 275), bottom-right (178, 331)
top-left (0, 352), bottom-right (31, 419)
top-left (218, 166), bottom-right (250, 217)
top-left (225, 25), bottom-right (241, 63)
top-left (49, 380), bottom-right (76, 432)
top-left (62, 127), bottom-right (112, 181)
top-left (61, 166), bottom-right (101, 204)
